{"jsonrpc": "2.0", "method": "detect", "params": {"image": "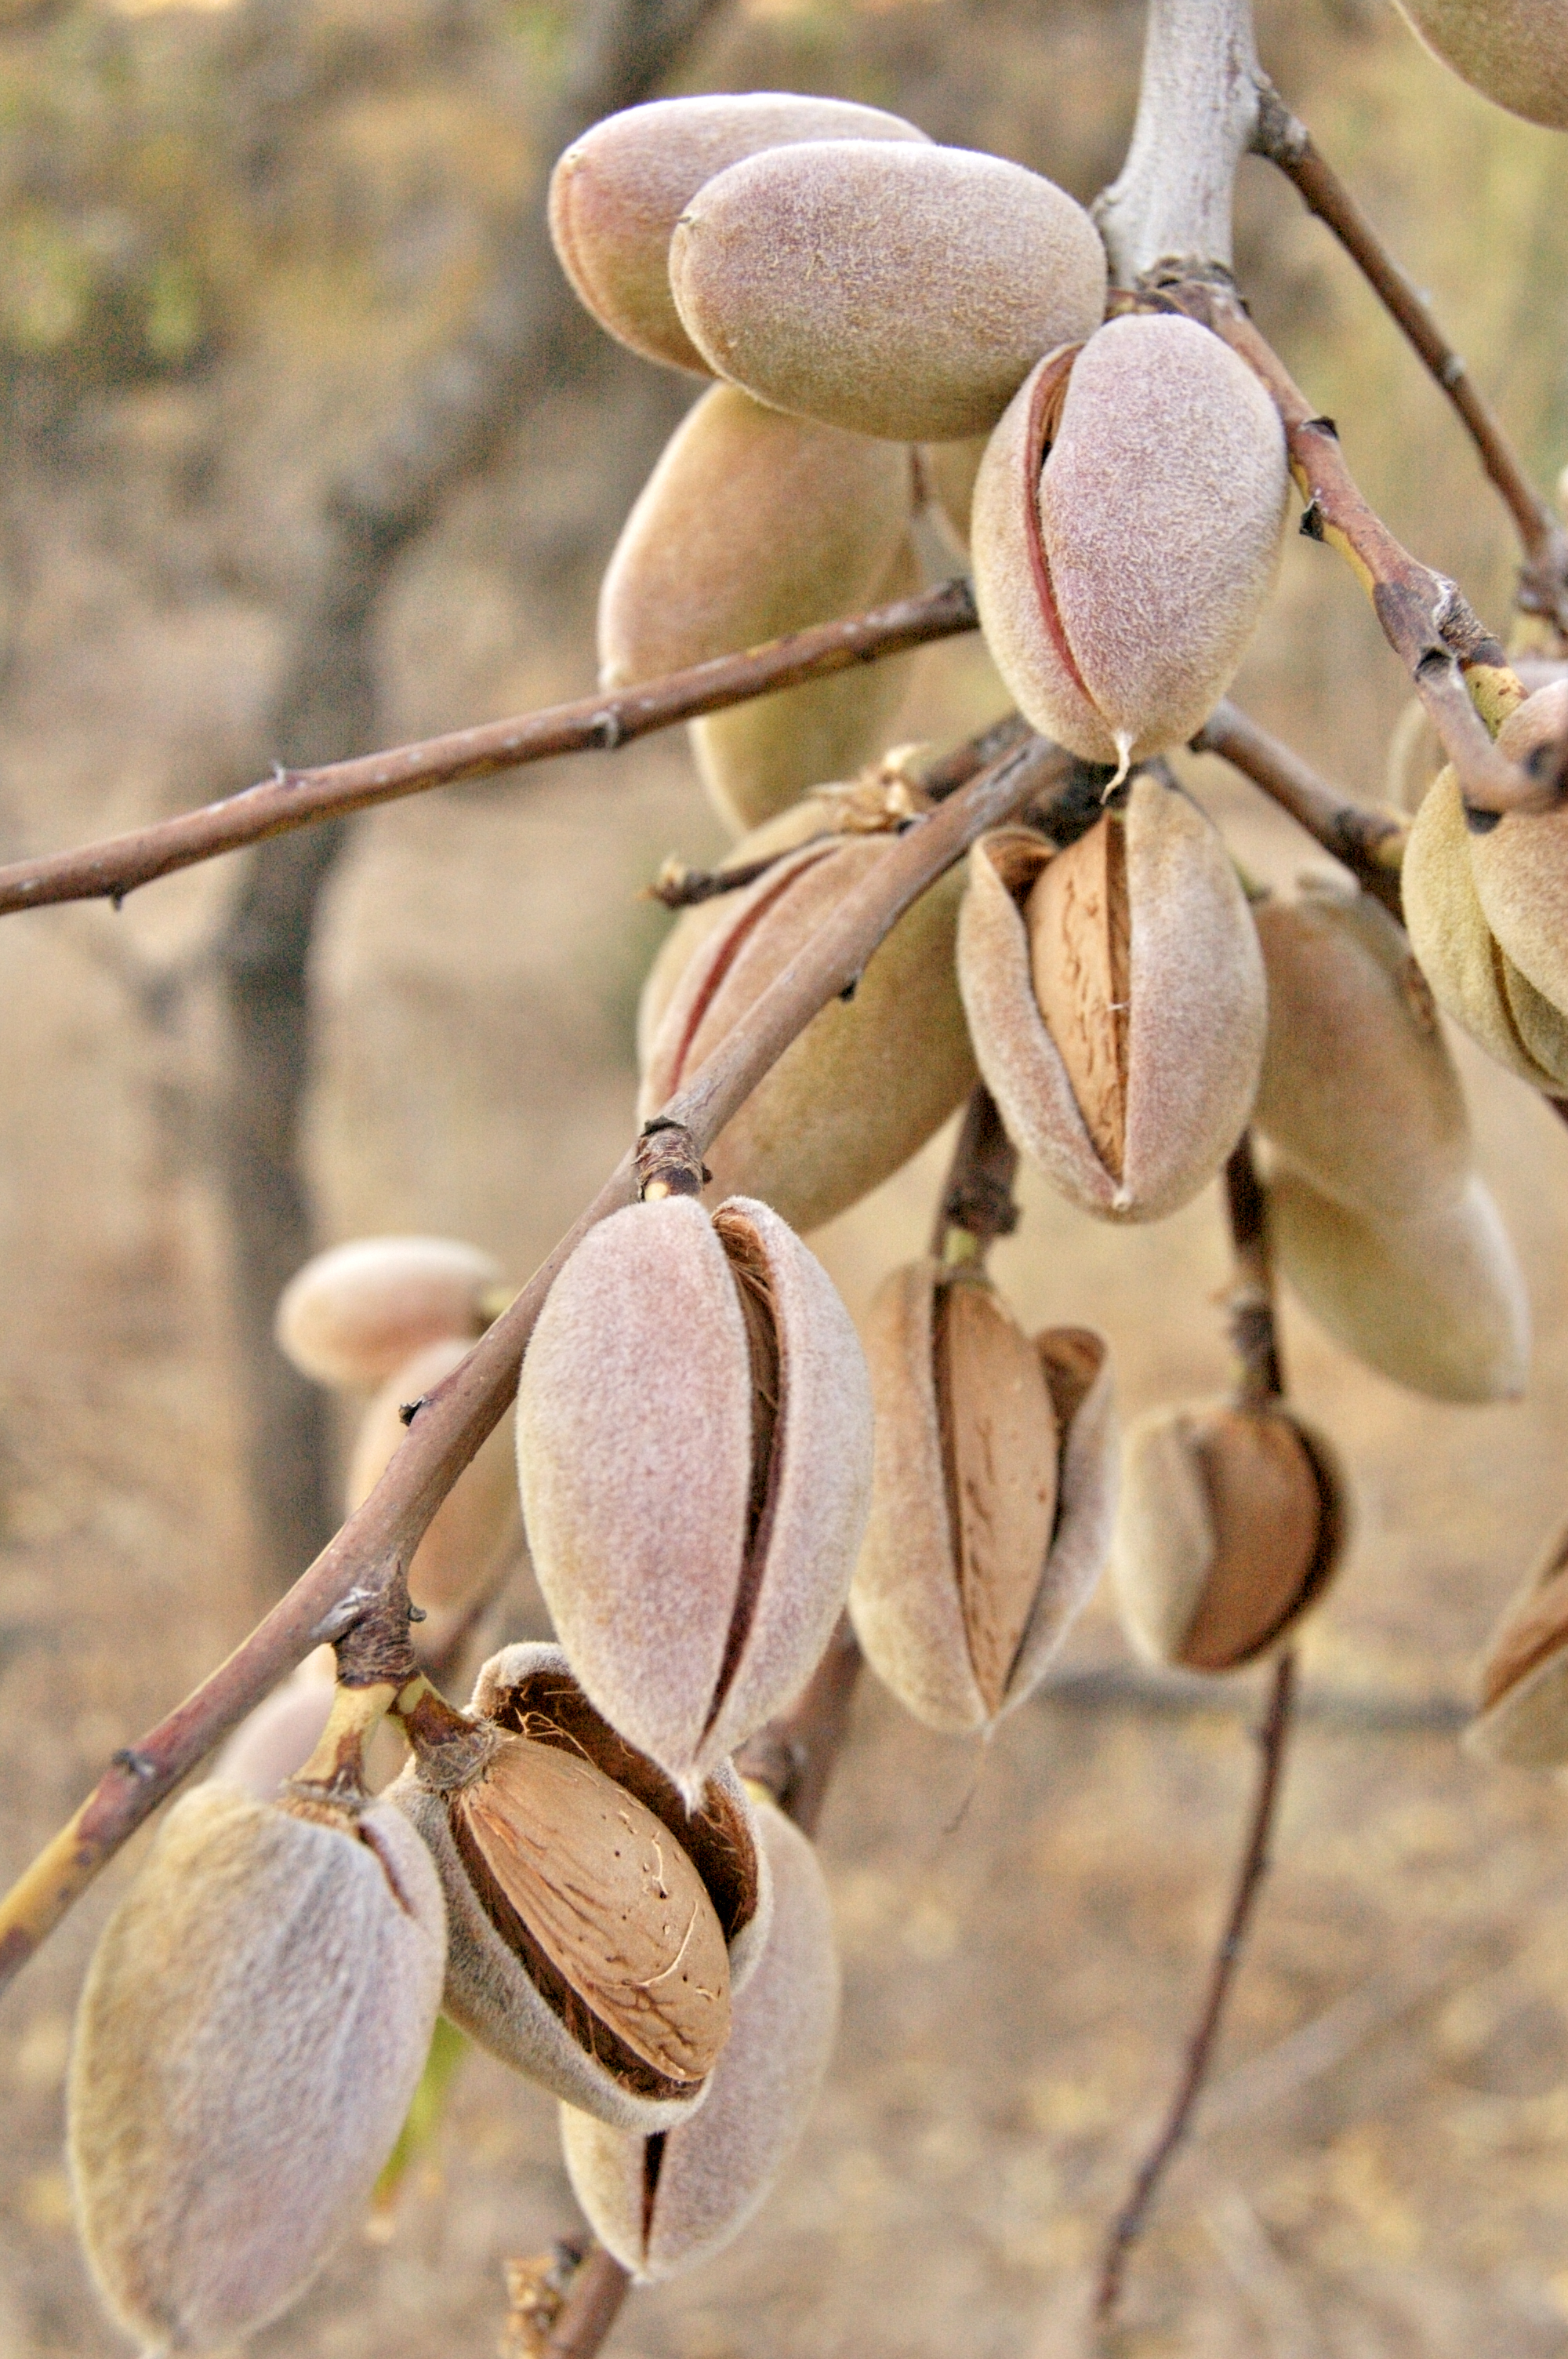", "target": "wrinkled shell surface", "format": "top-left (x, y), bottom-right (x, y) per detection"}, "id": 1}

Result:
top-left (691, 533), bottom-right (922, 834)
top-left (851, 1262), bottom-right (1115, 1732)
top-left (1403, 765), bottom-right (1568, 1089)
top-left (972, 317), bottom-right (1287, 765)
top-left (1112, 1403), bottom-right (1345, 1670)
top-left (561, 1799), bottom-right (839, 2281)
top-left (670, 140), bottom-right (1108, 442)
top-left (548, 94), bottom-right (928, 373)
top-left (1469, 1521), bottom-right (1568, 1766)
top-left (640, 835), bottom-right (976, 1234)
top-left (453, 1733), bottom-right (731, 2086)
top-left (392, 1645), bottom-right (771, 2132)
top-left (69, 1784), bottom-right (445, 2354)
top-left (1253, 882), bottom-right (1470, 1220)
top-left (347, 1336), bottom-right (522, 1650)
top-left (1270, 1168), bottom-right (1530, 1403)
top-left (956, 782), bottom-right (1267, 1220)
top-left (274, 1234), bottom-right (500, 1390)
top-left (1392, 0), bottom-right (1568, 127)
top-left (516, 1198), bottom-right (872, 1790)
